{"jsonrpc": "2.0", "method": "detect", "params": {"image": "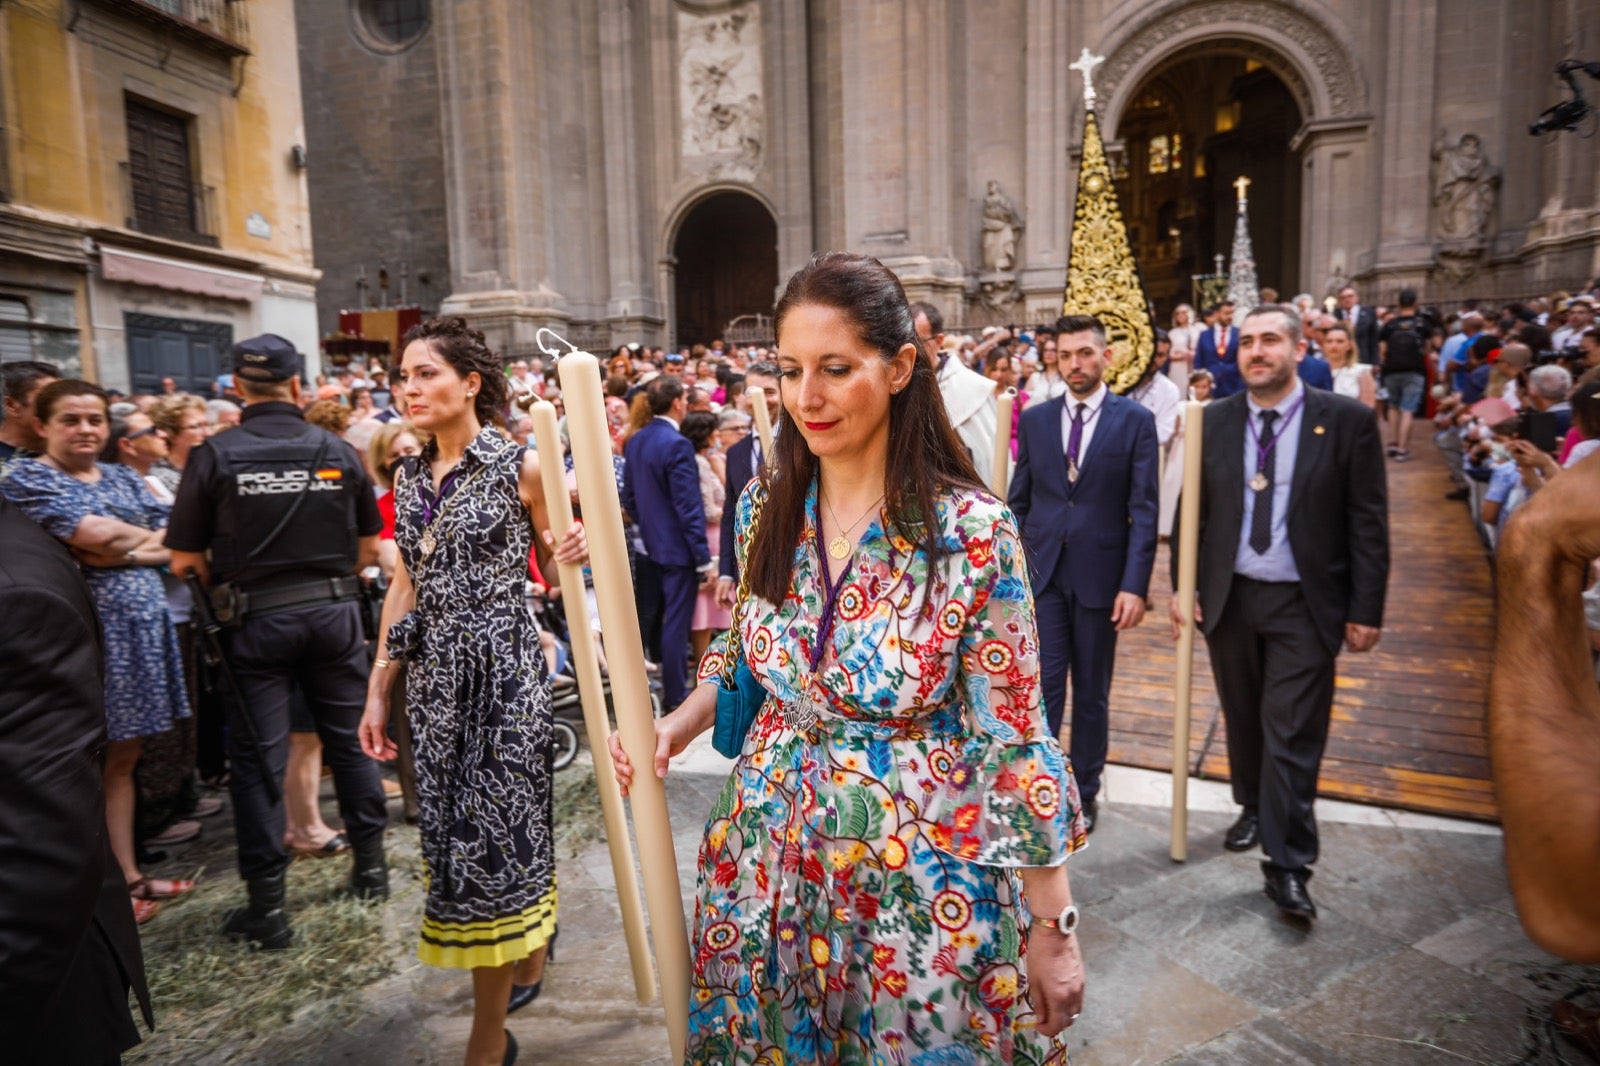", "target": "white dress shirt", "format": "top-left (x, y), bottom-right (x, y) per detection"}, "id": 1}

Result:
top-left (1059, 383), bottom-right (1109, 470)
